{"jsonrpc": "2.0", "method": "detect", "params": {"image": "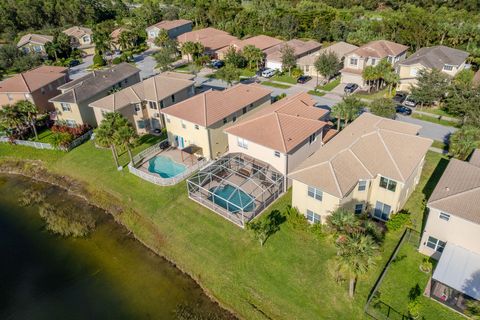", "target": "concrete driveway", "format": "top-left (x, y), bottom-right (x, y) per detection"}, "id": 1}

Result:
top-left (134, 49), bottom-right (158, 79)
top-left (69, 55), bottom-right (93, 79)
top-left (396, 114), bottom-right (457, 142)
